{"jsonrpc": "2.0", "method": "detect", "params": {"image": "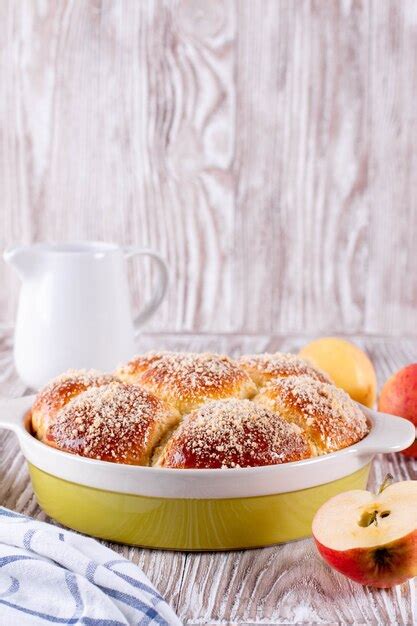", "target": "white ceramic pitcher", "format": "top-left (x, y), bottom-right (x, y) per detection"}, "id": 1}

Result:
top-left (4, 241), bottom-right (168, 389)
